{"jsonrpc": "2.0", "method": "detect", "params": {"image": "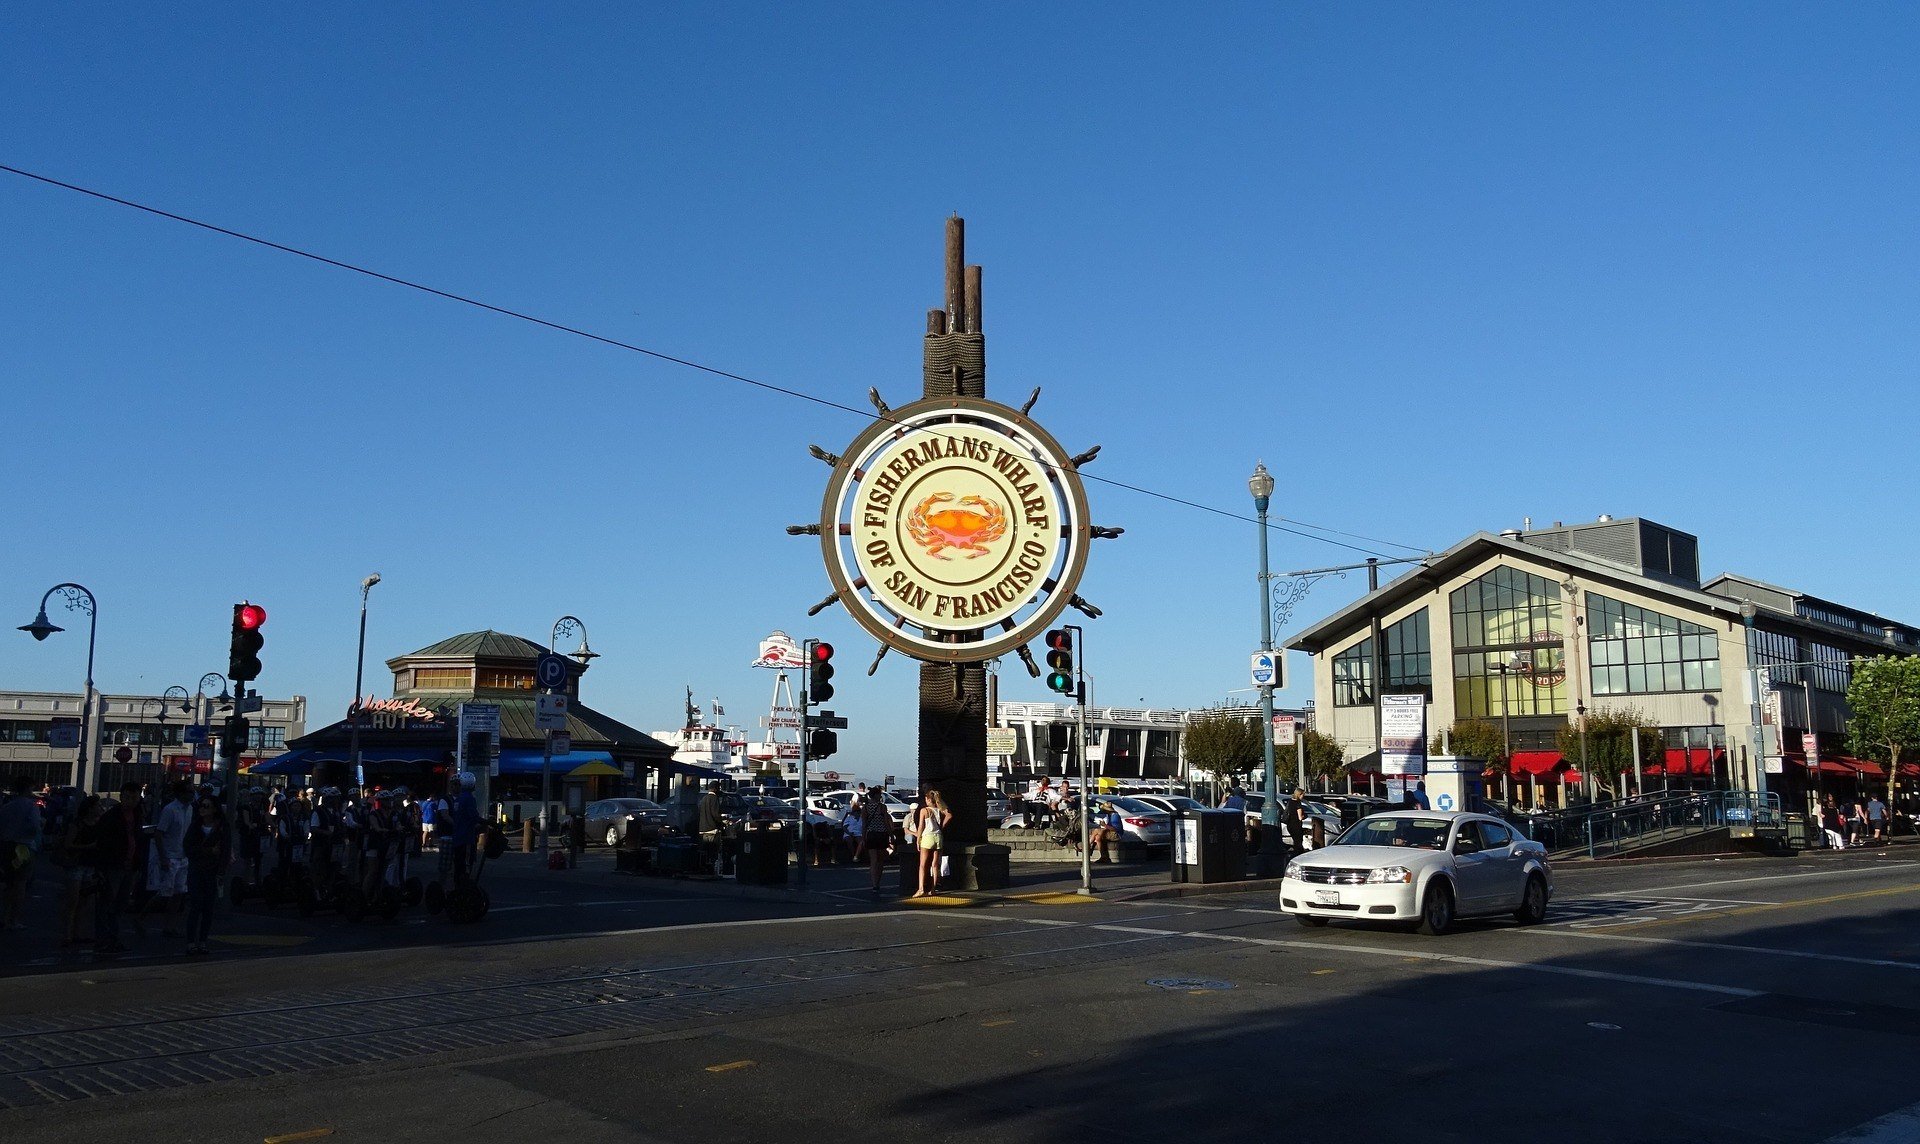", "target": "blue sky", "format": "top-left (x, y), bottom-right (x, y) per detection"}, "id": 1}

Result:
top-left (4, 4), bottom-right (1916, 780)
